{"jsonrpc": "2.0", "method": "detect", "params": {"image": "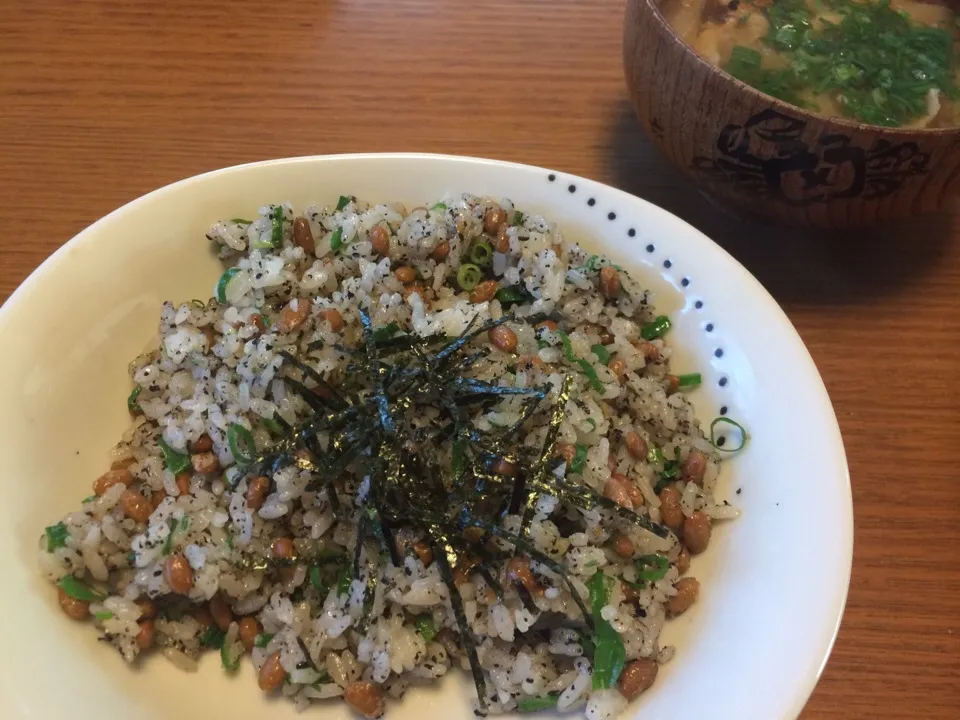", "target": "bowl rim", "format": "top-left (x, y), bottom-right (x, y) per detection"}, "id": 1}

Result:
top-left (632, 0), bottom-right (960, 137)
top-left (0, 153), bottom-right (854, 719)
